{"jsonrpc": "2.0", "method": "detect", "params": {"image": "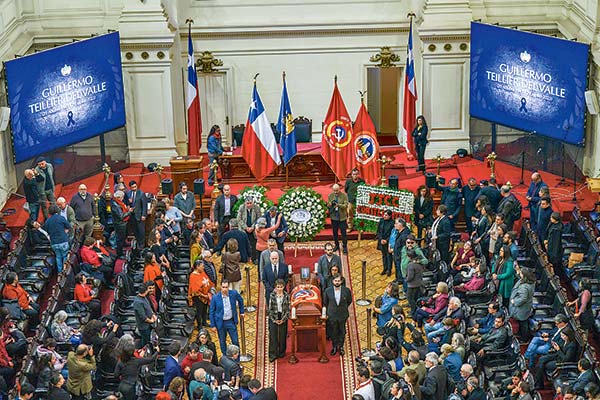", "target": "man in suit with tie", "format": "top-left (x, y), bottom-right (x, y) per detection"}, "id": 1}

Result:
top-left (264, 206), bottom-right (288, 253)
top-left (324, 274), bottom-right (353, 356)
top-left (209, 280), bottom-right (245, 354)
top-left (430, 205), bottom-right (452, 264)
top-left (214, 185), bottom-right (237, 239)
top-left (262, 252), bottom-right (288, 301)
top-left (127, 180), bottom-right (147, 249)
